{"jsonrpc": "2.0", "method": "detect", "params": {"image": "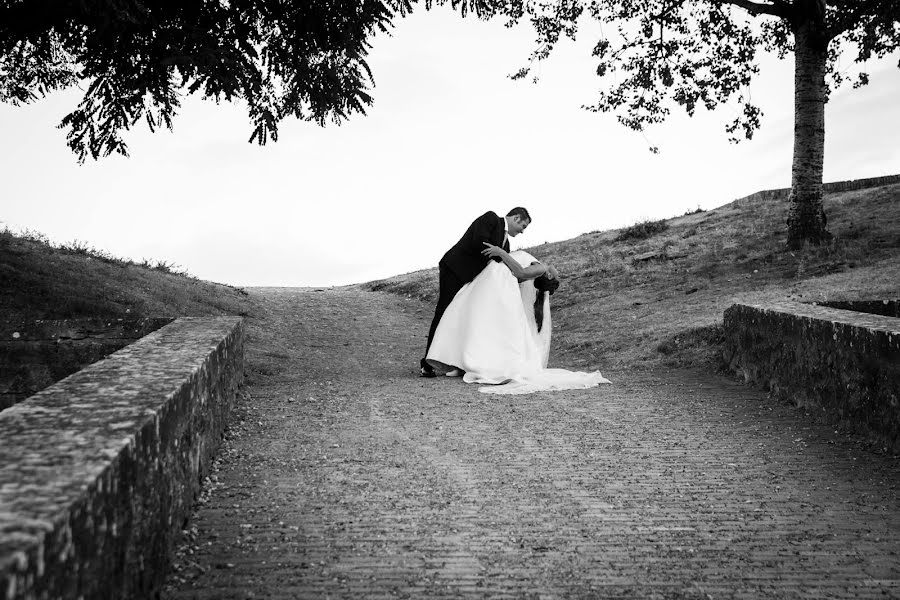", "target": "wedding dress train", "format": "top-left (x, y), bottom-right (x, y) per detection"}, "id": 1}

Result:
top-left (426, 250), bottom-right (610, 395)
